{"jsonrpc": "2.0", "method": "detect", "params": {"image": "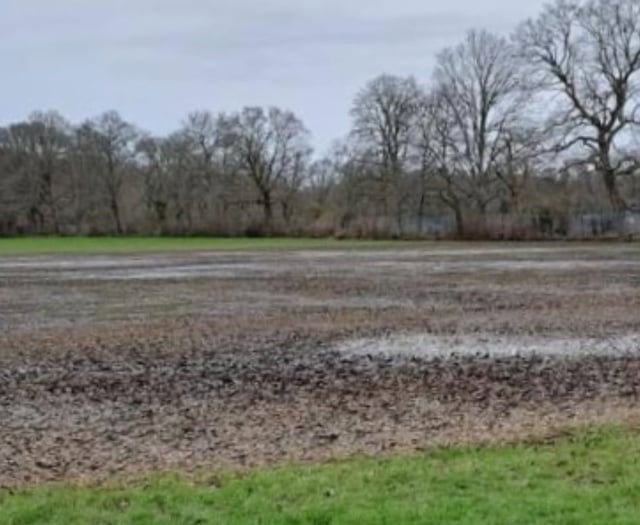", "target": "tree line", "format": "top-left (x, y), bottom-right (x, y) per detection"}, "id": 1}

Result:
top-left (2, 0), bottom-right (640, 239)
